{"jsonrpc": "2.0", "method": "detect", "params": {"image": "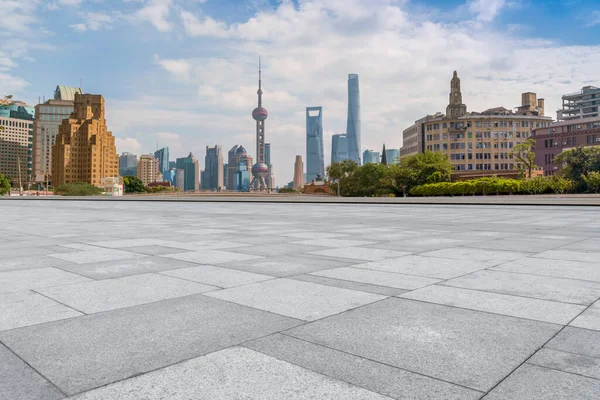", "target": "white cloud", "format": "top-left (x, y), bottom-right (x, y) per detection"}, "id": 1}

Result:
top-left (115, 137), bottom-right (142, 154)
top-left (586, 10), bottom-right (600, 27)
top-left (468, 0), bottom-right (506, 22)
top-left (134, 0), bottom-right (172, 32)
top-left (180, 10), bottom-right (230, 38)
top-left (58, 0), bottom-right (83, 6)
top-left (155, 132), bottom-right (181, 140)
top-left (69, 23), bottom-right (87, 32)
